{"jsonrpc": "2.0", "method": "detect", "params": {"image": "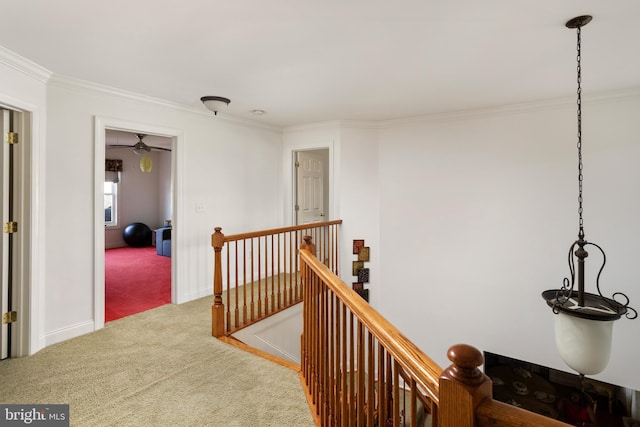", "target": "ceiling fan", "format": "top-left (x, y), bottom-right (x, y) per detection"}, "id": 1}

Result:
top-left (107, 133), bottom-right (171, 154)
